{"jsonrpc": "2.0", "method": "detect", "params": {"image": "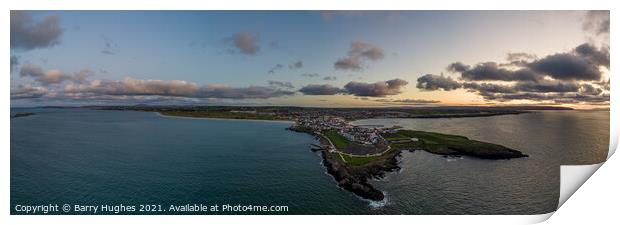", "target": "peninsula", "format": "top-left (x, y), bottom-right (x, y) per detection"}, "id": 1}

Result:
top-left (90, 105), bottom-right (541, 201)
top-left (11, 112), bottom-right (35, 118)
